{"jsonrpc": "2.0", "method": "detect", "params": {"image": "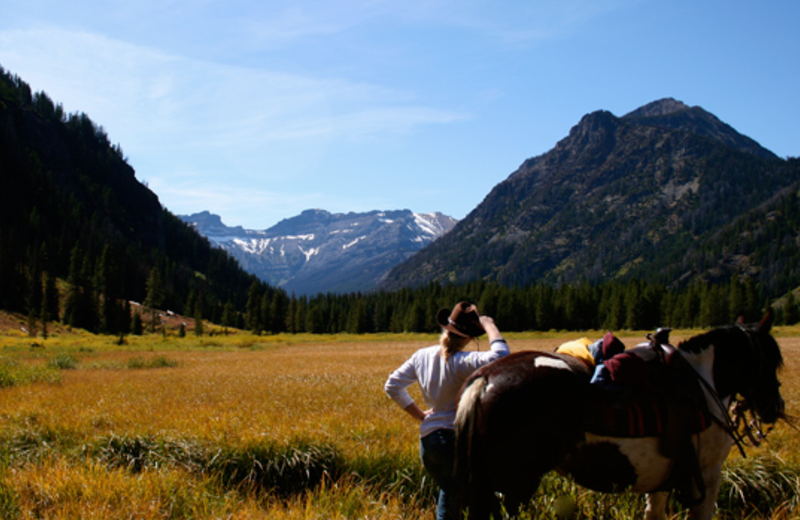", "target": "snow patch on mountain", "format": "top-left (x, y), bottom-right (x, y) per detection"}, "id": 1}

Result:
top-left (180, 209), bottom-right (457, 295)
